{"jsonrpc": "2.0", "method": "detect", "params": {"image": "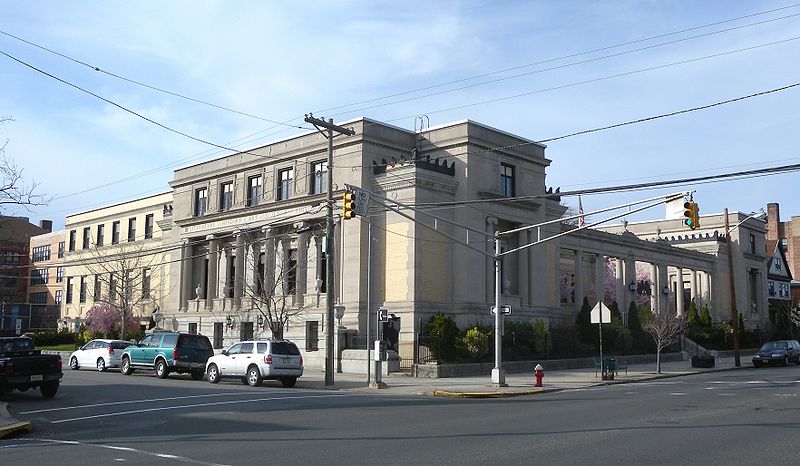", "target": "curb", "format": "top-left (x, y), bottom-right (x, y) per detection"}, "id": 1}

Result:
top-left (432, 388), bottom-right (546, 398)
top-left (0, 402), bottom-right (32, 439)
